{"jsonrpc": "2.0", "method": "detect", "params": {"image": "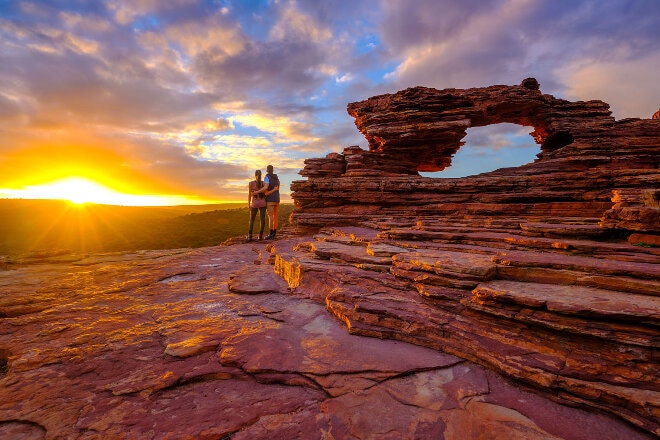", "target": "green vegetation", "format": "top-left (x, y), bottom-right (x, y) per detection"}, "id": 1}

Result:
top-left (633, 242), bottom-right (656, 248)
top-left (0, 199), bottom-right (294, 256)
